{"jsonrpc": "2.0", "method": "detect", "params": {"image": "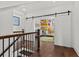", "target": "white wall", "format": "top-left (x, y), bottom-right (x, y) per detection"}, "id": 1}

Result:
top-left (26, 3), bottom-right (73, 47)
top-left (0, 7), bottom-right (14, 56)
top-left (72, 2), bottom-right (79, 56)
top-left (26, 2), bottom-right (79, 55)
top-left (53, 5), bottom-right (73, 47)
top-left (13, 9), bottom-right (25, 31)
top-left (54, 14), bottom-right (72, 47)
top-left (24, 18), bottom-right (35, 33)
top-left (13, 6), bottom-right (35, 33)
top-left (0, 8), bottom-right (13, 35)
top-left (13, 2), bottom-right (76, 53)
